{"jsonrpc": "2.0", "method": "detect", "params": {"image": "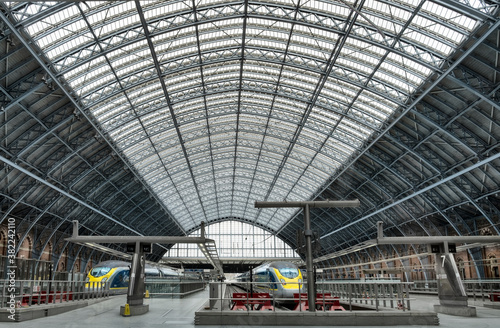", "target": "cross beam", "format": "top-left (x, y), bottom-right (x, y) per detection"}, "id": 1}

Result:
top-left (66, 221), bottom-right (224, 275)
